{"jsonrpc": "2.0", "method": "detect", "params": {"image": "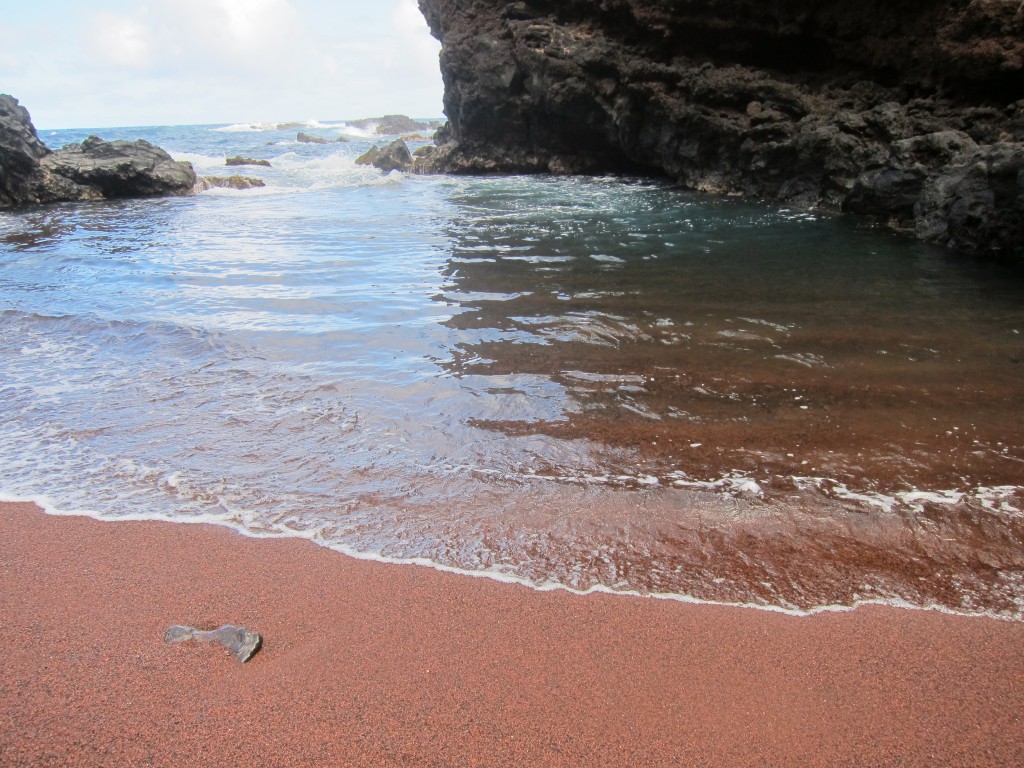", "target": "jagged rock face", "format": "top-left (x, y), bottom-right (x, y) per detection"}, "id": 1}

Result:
top-left (0, 95), bottom-right (53, 207)
top-left (418, 0), bottom-right (1024, 259)
top-left (0, 95), bottom-right (196, 208)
